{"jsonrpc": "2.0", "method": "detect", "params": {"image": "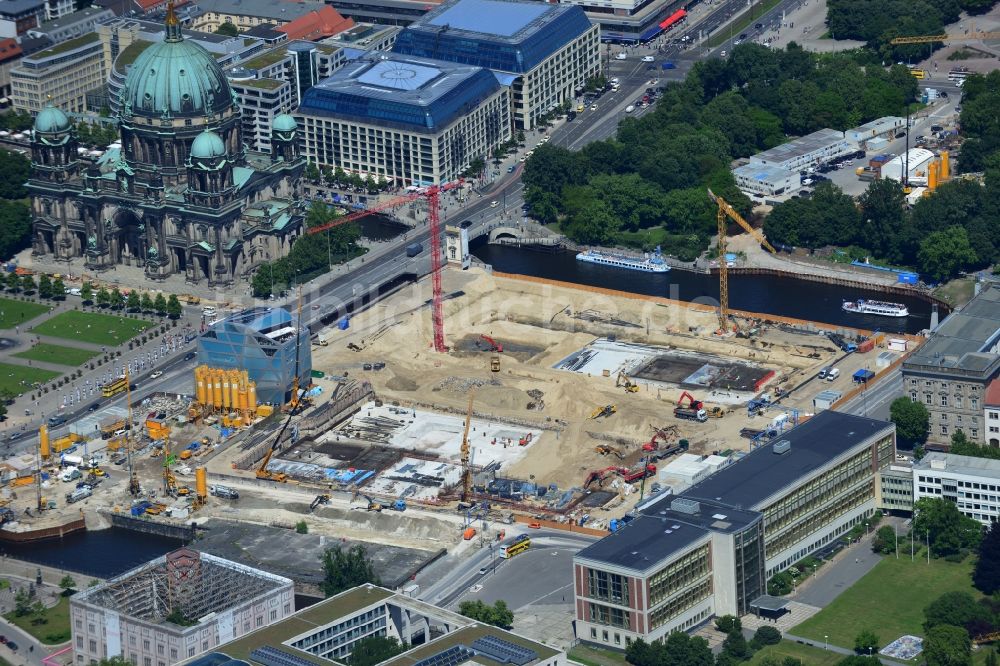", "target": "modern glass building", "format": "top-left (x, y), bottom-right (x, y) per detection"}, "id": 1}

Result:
top-left (296, 53), bottom-right (510, 186)
top-left (573, 411), bottom-right (895, 646)
top-left (391, 0), bottom-right (599, 130)
top-left (197, 307), bottom-right (312, 406)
